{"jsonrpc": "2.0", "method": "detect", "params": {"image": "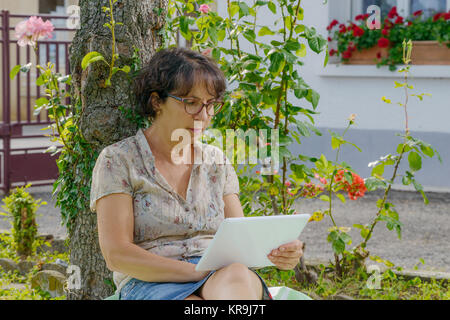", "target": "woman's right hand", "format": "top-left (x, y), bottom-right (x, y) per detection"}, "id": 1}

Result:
top-left (190, 264), bottom-right (211, 282)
